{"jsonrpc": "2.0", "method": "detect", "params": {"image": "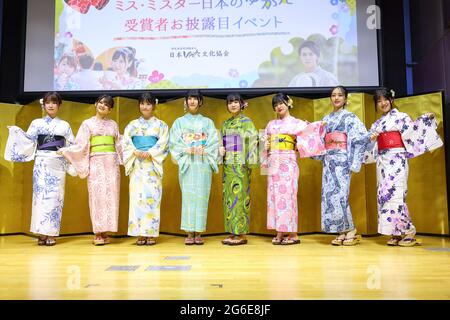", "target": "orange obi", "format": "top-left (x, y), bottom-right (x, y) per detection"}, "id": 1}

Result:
top-left (377, 131), bottom-right (405, 151)
top-left (325, 132), bottom-right (347, 150)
